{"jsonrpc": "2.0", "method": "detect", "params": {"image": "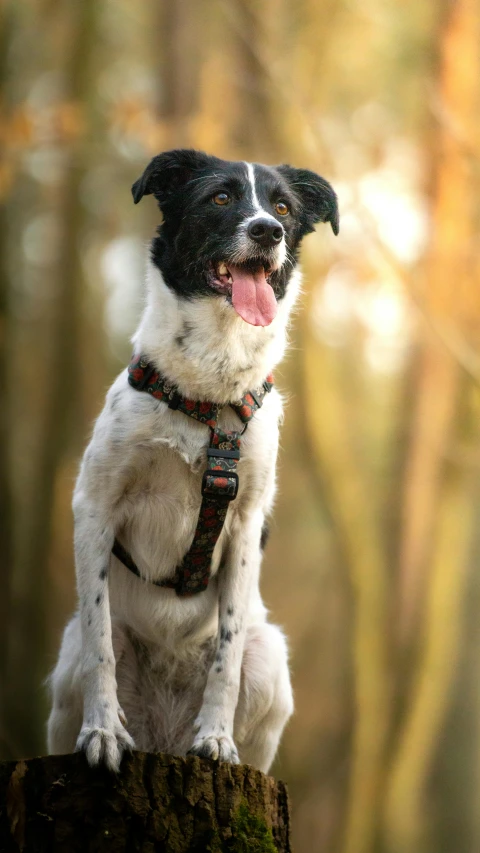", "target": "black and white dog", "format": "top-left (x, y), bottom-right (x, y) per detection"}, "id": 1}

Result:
top-left (47, 149), bottom-right (338, 773)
